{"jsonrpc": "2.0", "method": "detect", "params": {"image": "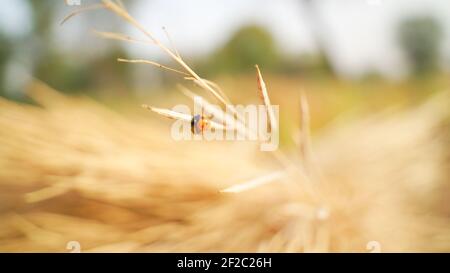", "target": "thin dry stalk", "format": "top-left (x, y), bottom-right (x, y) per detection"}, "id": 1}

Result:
top-left (162, 26), bottom-right (181, 58)
top-left (299, 90), bottom-right (312, 170)
top-left (93, 30), bottom-right (152, 45)
top-left (61, 3), bottom-right (105, 25)
top-left (141, 104), bottom-right (225, 130)
top-left (256, 65), bottom-right (277, 132)
top-left (183, 77), bottom-right (231, 105)
top-left (118, 58), bottom-right (190, 76)
top-left (142, 105), bottom-right (192, 122)
top-left (220, 171), bottom-right (285, 193)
